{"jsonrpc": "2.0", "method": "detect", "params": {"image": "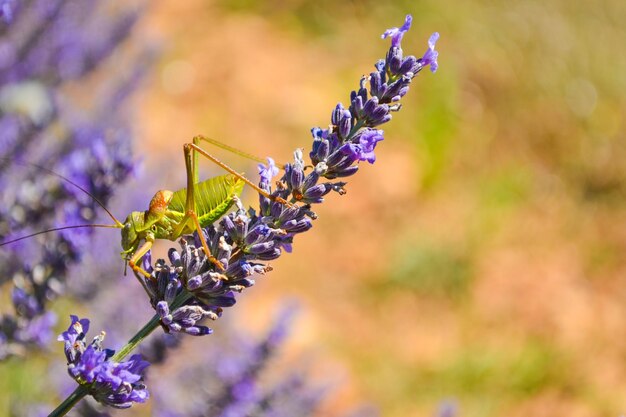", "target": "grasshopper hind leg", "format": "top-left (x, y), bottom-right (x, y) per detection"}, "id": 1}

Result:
top-left (175, 143), bottom-right (229, 272)
top-left (194, 135), bottom-right (285, 170)
top-left (189, 210), bottom-right (226, 271)
top-left (188, 139), bottom-right (293, 208)
top-left (177, 138), bottom-right (294, 274)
